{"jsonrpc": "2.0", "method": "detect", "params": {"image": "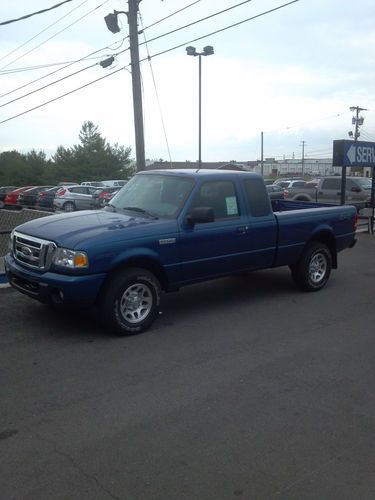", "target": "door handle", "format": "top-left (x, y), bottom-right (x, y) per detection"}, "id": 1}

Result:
top-left (236, 226), bottom-right (248, 234)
